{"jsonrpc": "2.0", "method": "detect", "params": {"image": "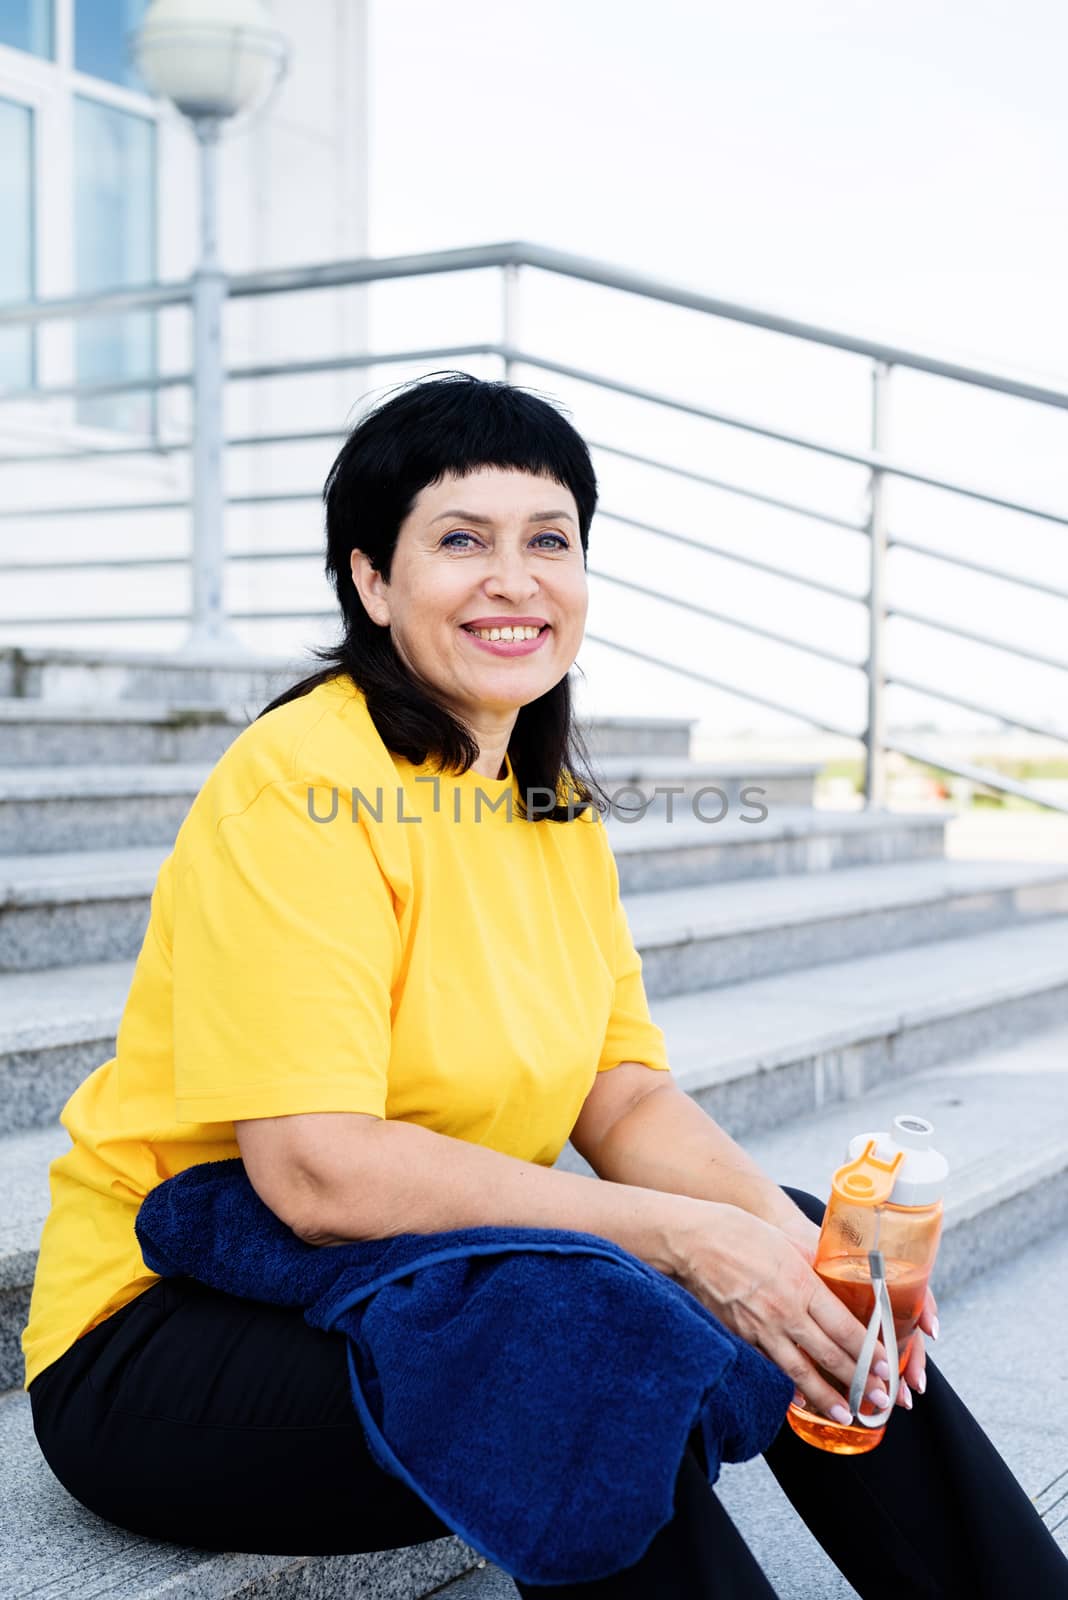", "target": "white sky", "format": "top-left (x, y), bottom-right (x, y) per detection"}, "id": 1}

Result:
top-left (363, 0), bottom-right (1068, 740)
